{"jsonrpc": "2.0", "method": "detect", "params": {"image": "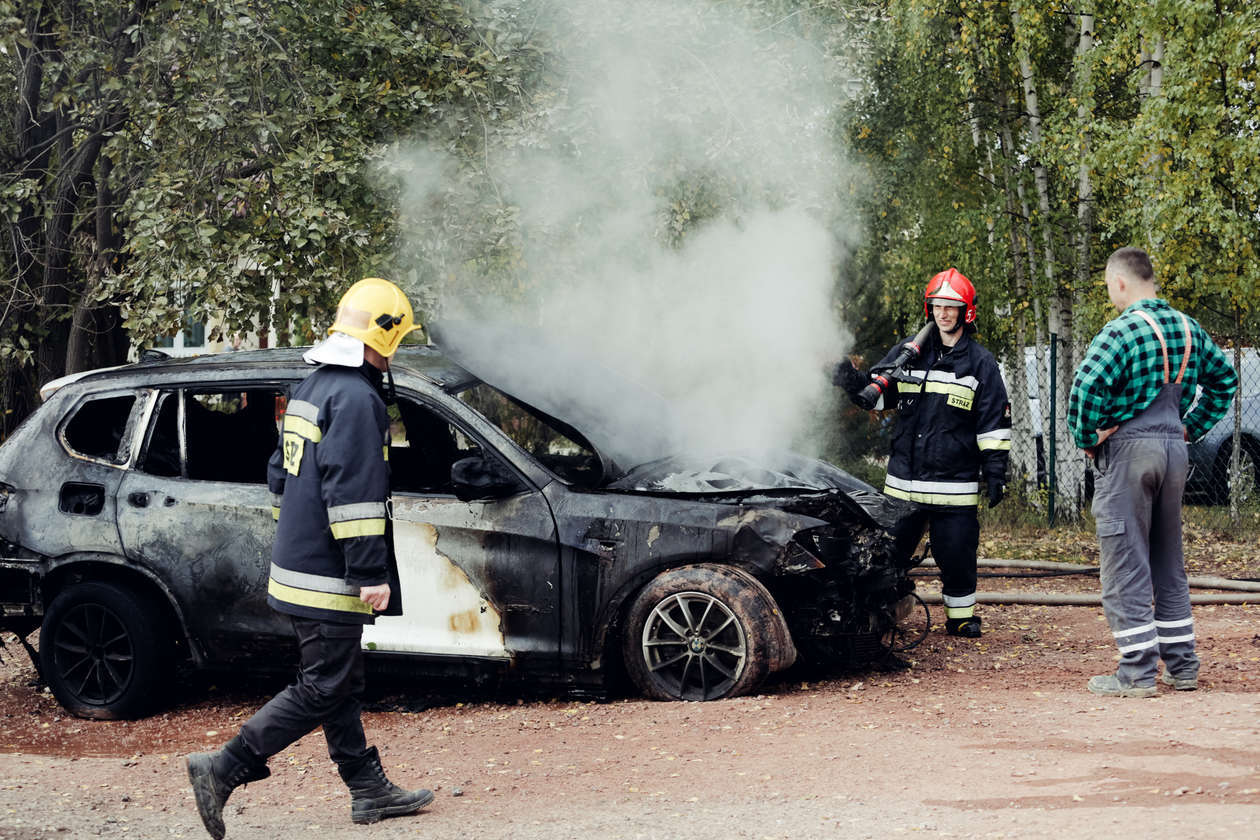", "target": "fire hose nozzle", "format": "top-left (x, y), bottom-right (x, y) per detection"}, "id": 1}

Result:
top-left (853, 321), bottom-right (935, 410)
top-left (855, 375), bottom-right (889, 410)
